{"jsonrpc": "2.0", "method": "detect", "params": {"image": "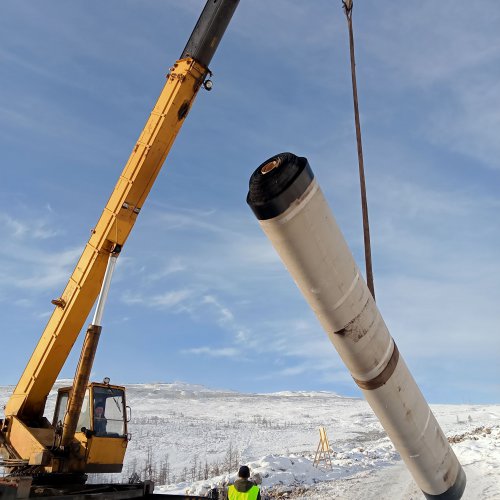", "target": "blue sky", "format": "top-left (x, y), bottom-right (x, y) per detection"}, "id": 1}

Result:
top-left (1, 1), bottom-right (499, 404)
